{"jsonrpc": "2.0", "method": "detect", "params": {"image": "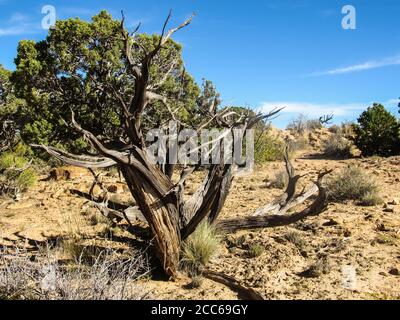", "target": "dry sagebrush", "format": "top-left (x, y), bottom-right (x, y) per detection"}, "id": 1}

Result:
top-left (0, 245), bottom-right (152, 300)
